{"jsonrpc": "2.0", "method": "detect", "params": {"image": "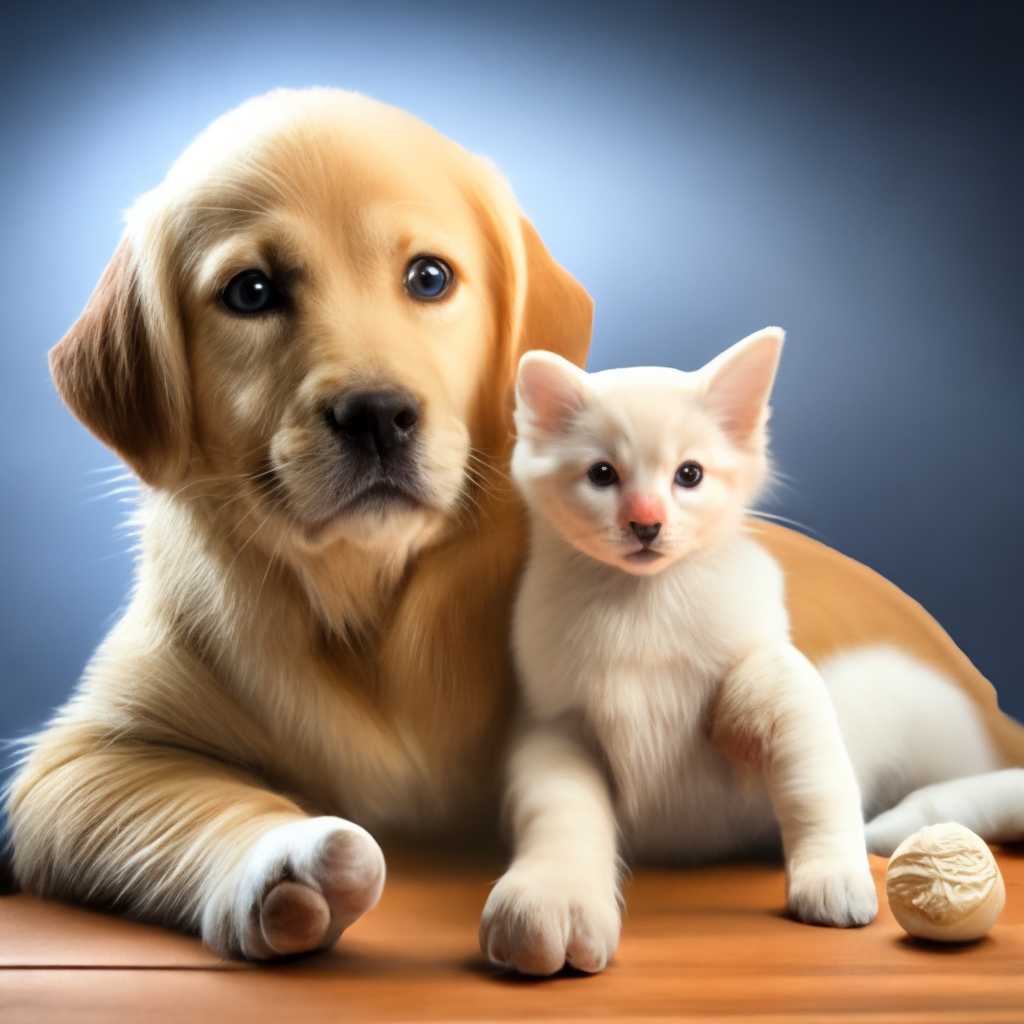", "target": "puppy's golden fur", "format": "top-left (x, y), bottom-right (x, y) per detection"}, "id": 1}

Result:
top-left (7, 89), bottom-right (591, 956)
top-left (8, 88), bottom-right (1023, 960)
